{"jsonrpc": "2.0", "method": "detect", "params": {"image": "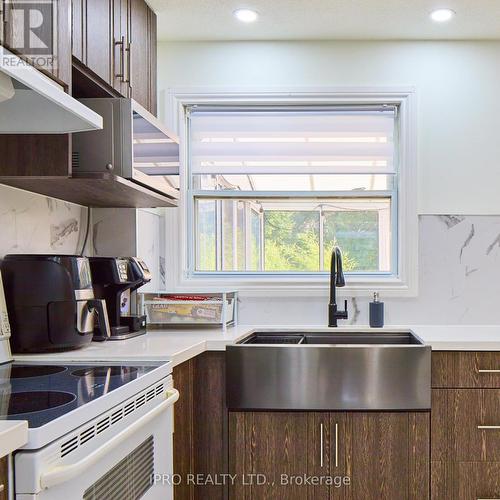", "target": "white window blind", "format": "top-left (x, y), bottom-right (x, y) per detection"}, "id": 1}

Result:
top-left (190, 107), bottom-right (396, 176)
top-left (187, 105), bottom-right (398, 276)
